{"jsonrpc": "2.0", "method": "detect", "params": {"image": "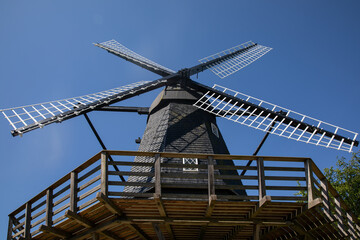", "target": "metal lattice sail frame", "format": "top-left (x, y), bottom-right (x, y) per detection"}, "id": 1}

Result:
top-left (193, 84), bottom-right (358, 152)
top-left (0, 80), bottom-right (168, 136)
top-left (94, 40), bottom-right (176, 77)
top-left (198, 41), bottom-right (272, 79)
